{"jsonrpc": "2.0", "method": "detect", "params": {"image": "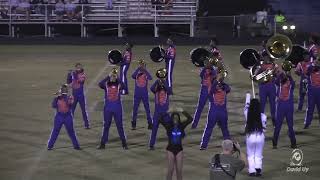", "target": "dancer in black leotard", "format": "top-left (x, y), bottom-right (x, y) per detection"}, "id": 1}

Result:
top-left (159, 108), bottom-right (192, 180)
